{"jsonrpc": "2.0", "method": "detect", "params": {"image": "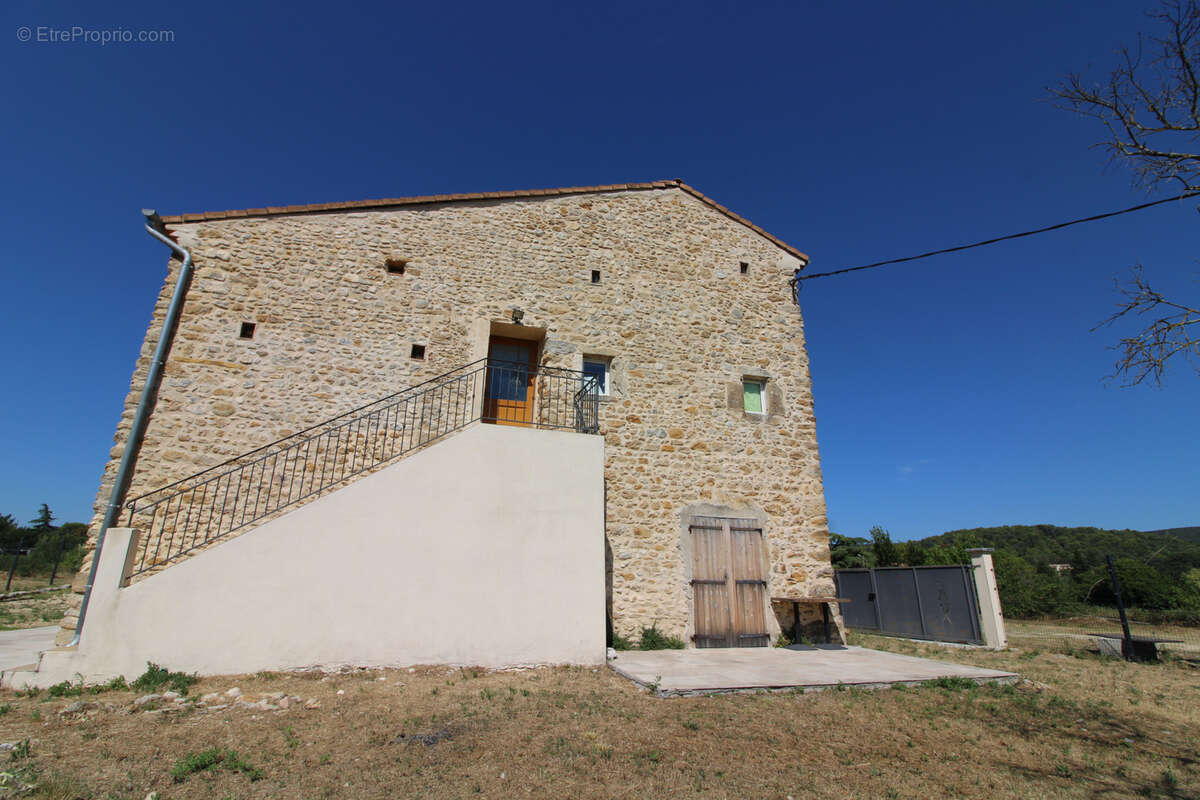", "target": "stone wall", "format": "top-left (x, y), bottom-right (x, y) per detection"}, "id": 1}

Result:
top-left (64, 185), bottom-right (836, 645)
